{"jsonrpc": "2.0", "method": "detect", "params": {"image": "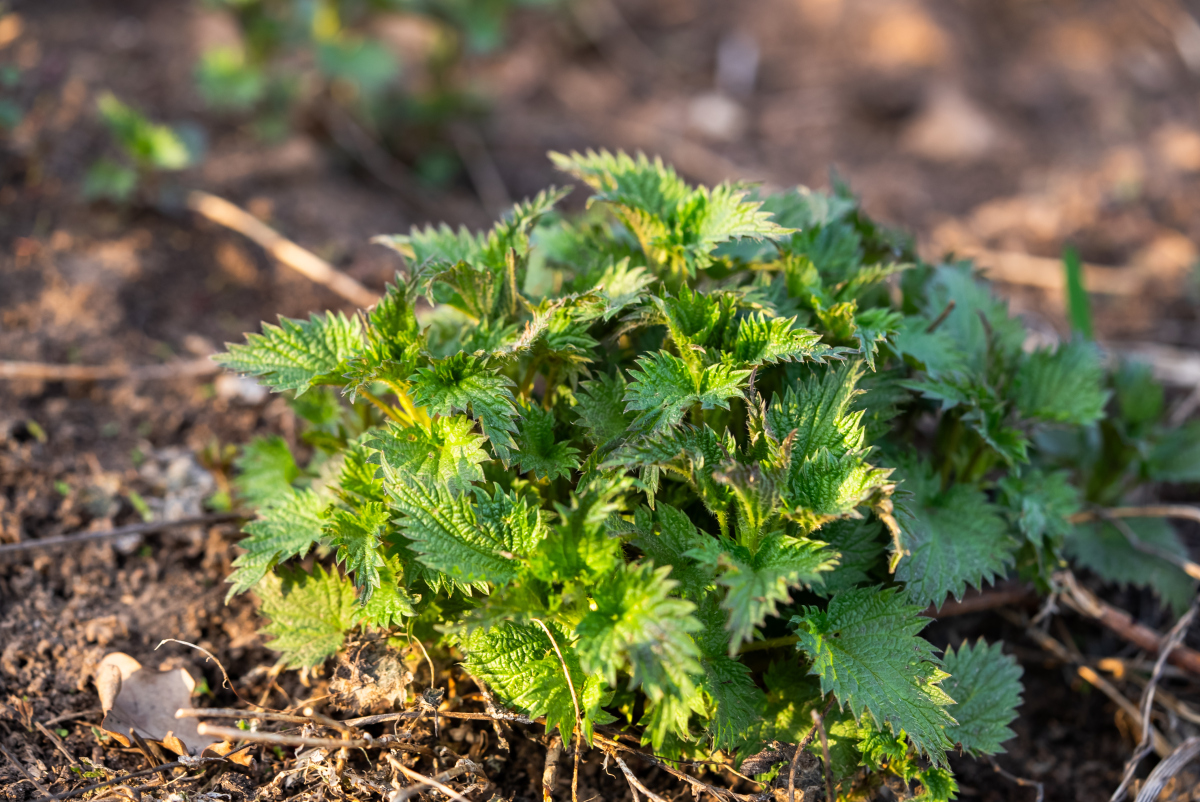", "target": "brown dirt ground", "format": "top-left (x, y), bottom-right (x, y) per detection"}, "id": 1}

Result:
top-left (4, 0), bottom-right (1200, 800)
